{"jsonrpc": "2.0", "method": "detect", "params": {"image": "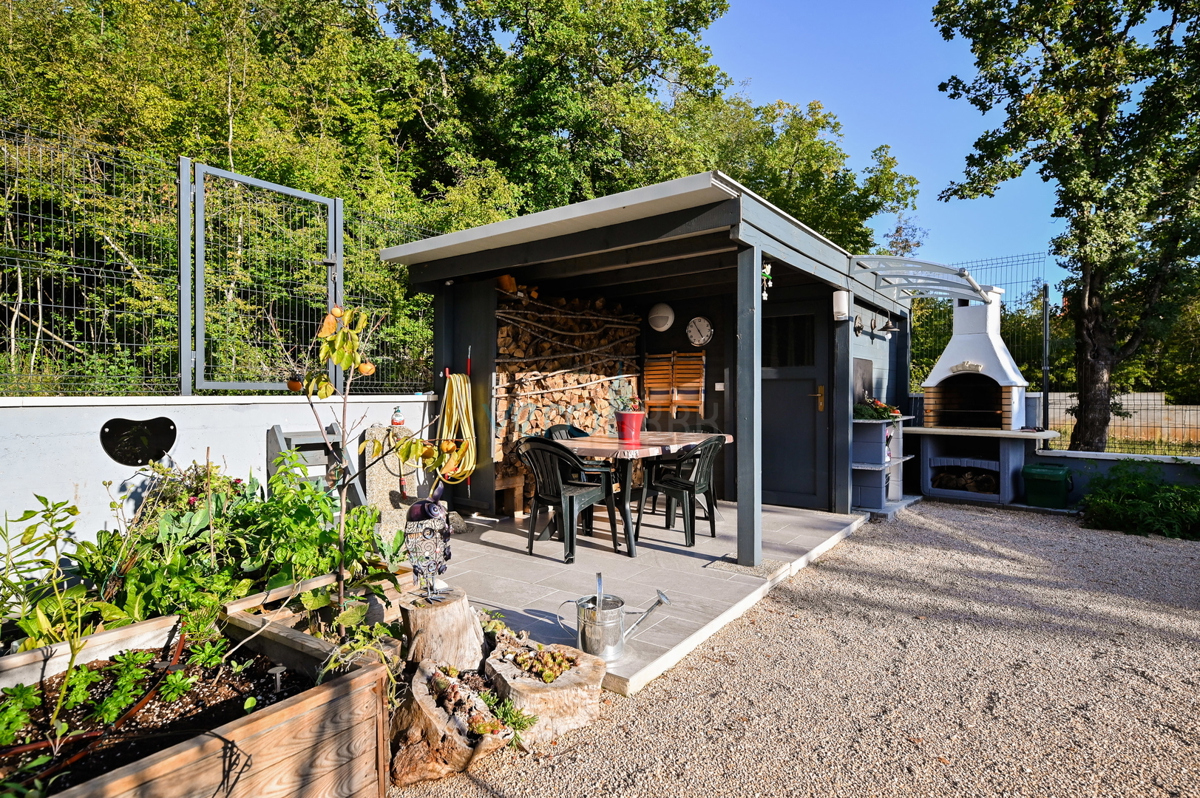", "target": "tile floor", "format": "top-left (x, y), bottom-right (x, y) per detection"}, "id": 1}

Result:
top-left (441, 500), bottom-right (865, 695)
